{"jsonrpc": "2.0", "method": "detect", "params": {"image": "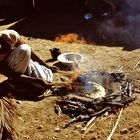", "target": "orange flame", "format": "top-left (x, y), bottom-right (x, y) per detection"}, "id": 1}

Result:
top-left (54, 33), bottom-right (87, 44)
